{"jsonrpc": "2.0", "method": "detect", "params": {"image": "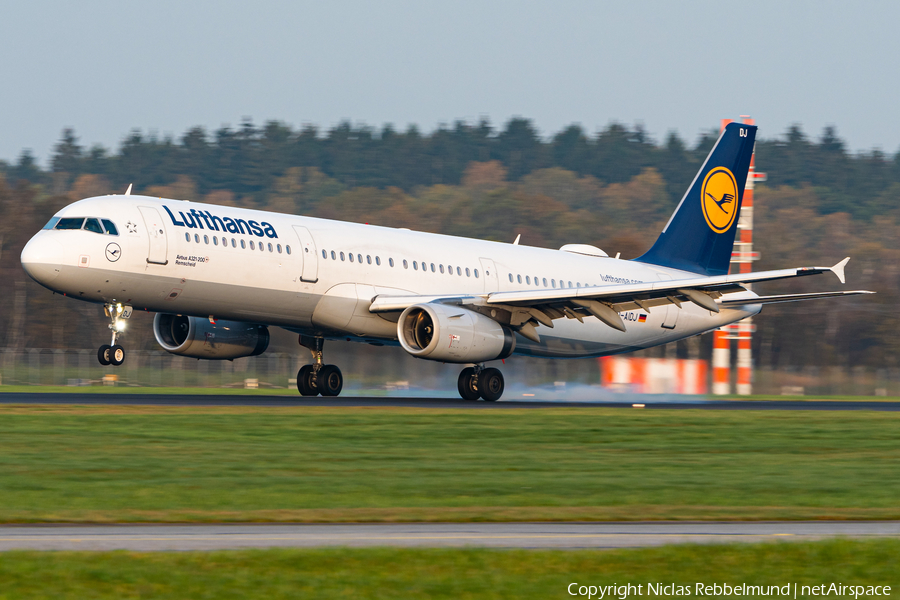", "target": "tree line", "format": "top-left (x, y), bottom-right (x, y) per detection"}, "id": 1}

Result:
top-left (4, 118), bottom-right (900, 220)
top-left (0, 118), bottom-right (896, 371)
